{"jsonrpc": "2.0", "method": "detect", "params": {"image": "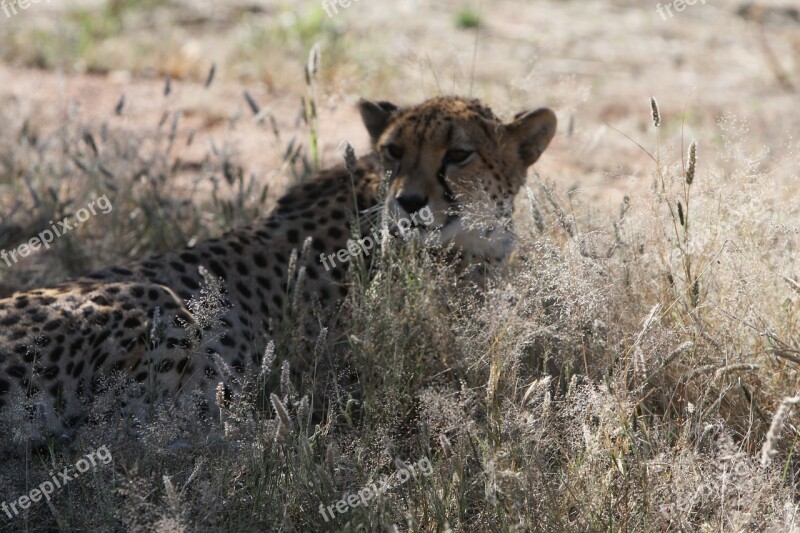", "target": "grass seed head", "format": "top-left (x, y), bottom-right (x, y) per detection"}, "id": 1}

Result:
top-left (343, 141), bottom-right (358, 175)
top-left (259, 341), bottom-right (276, 379)
top-left (439, 434), bottom-right (453, 456)
top-left (761, 394), bottom-right (800, 467)
top-left (270, 393), bottom-right (292, 429)
top-left (686, 140), bottom-right (697, 185)
top-left (215, 382), bottom-right (226, 411)
top-left (306, 42), bottom-right (321, 85)
top-left (650, 97), bottom-right (661, 127)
